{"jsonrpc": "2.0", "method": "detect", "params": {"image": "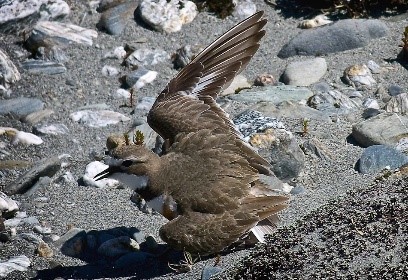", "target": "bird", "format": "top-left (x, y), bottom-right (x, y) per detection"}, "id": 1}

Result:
top-left (95, 11), bottom-right (289, 256)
